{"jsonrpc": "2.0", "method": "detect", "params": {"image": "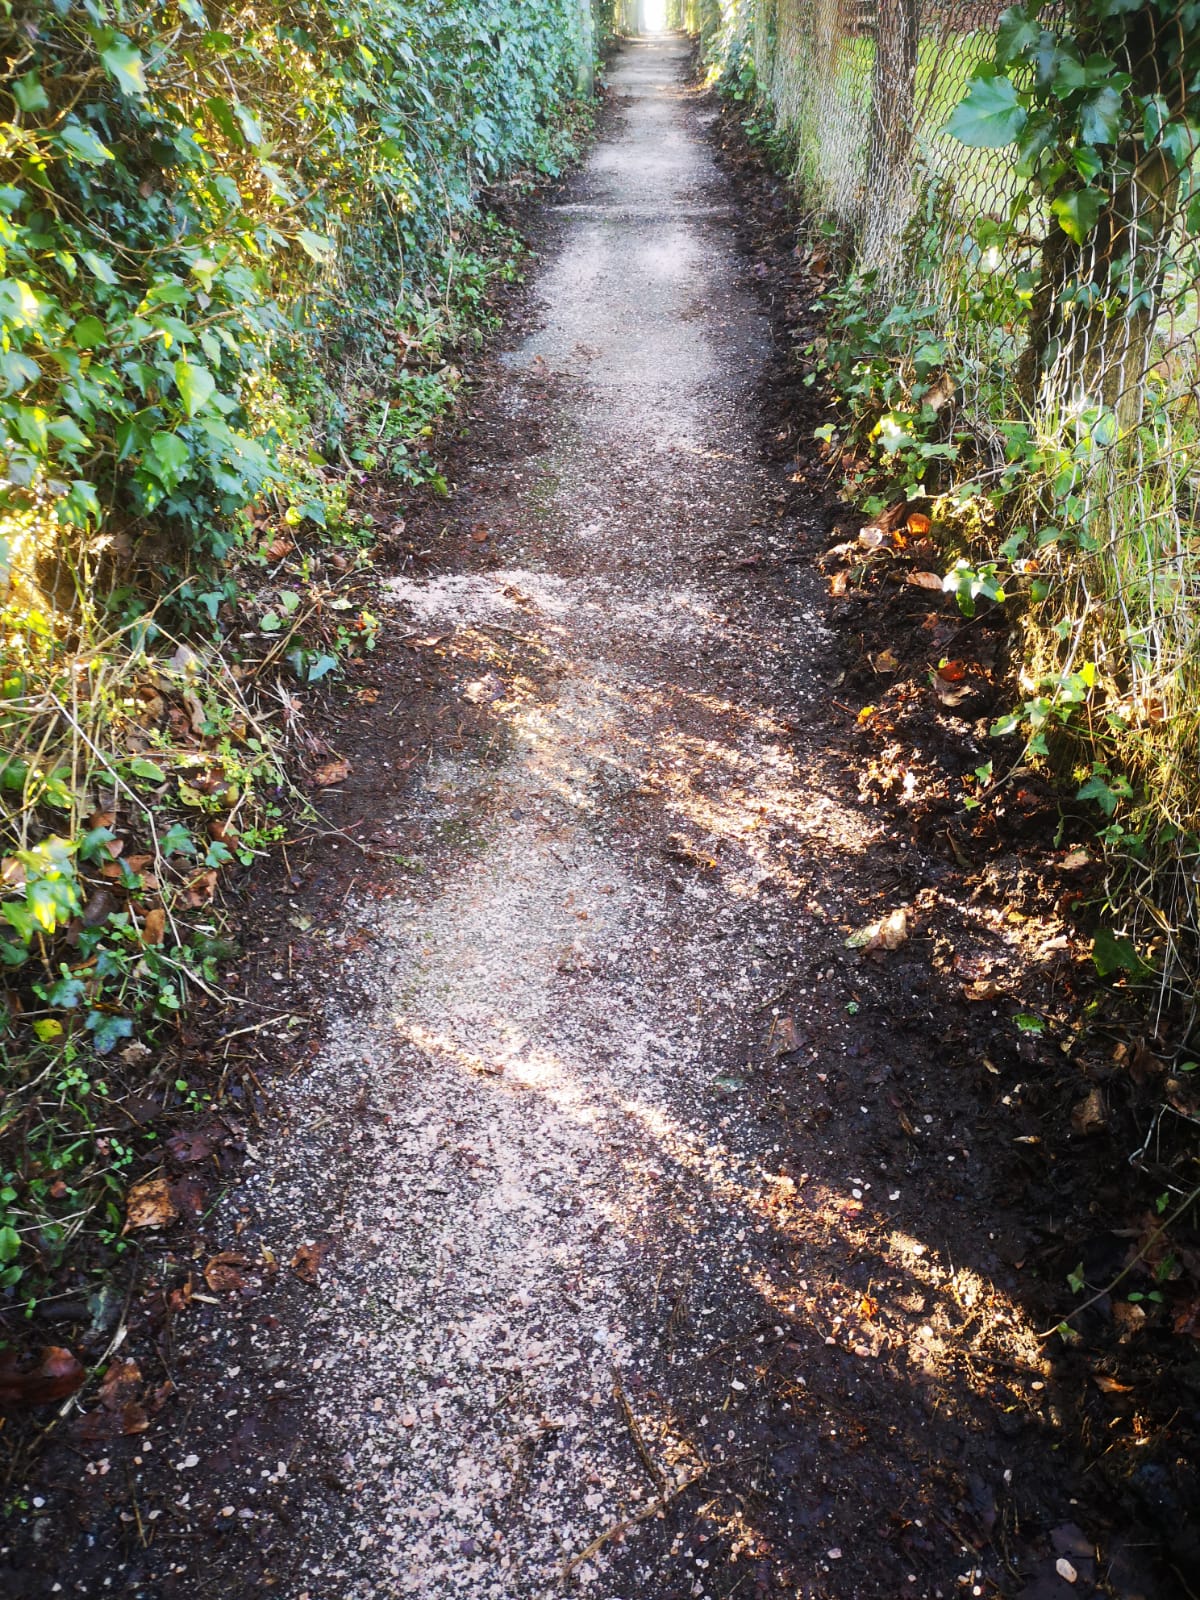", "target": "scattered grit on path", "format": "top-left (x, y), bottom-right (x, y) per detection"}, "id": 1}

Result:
top-left (25, 34), bottom-right (1147, 1600)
